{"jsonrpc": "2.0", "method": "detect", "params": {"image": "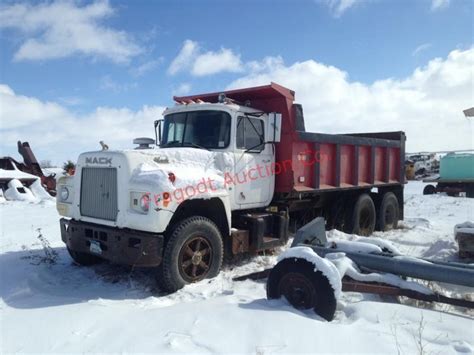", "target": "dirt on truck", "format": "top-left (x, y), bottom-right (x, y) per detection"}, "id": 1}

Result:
top-left (57, 82), bottom-right (406, 292)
